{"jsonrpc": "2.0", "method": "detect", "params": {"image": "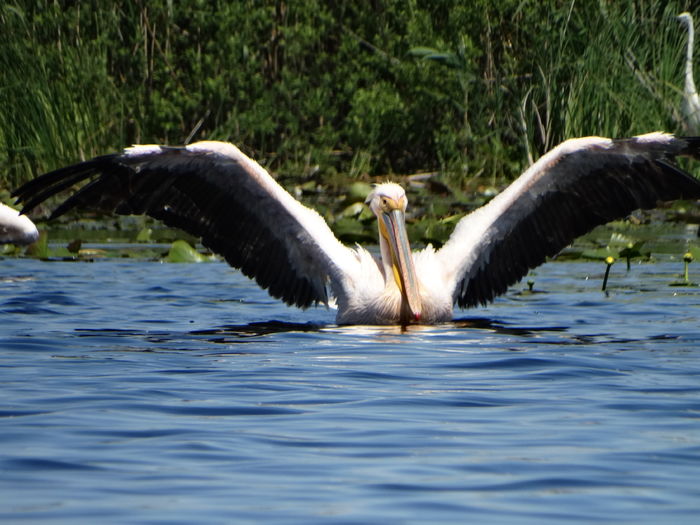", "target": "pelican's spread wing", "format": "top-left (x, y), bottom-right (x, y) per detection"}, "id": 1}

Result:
top-left (438, 133), bottom-right (700, 308)
top-left (13, 141), bottom-right (358, 307)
